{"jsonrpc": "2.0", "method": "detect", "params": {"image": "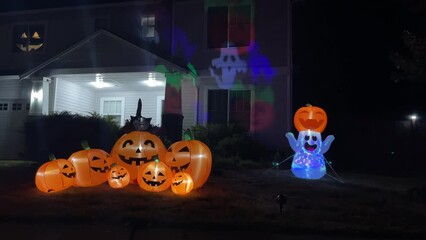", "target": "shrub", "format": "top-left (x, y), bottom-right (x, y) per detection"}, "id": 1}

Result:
top-left (190, 124), bottom-right (272, 169)
top-left (25, 111), bottom-right (120, 163)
